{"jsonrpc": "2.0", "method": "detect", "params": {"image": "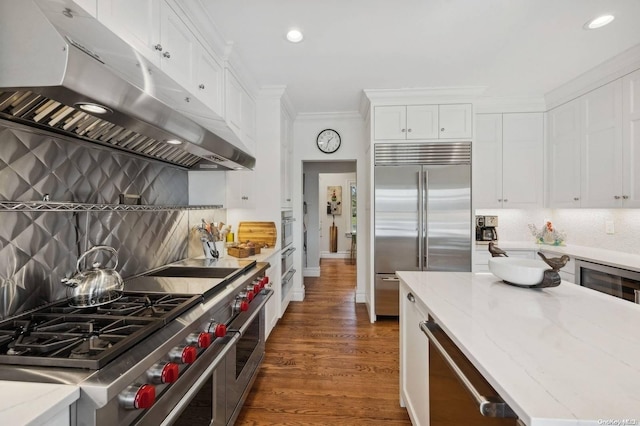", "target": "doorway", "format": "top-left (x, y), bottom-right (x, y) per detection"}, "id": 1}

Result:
top-left (302, 161), bottom-right (357, 279)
